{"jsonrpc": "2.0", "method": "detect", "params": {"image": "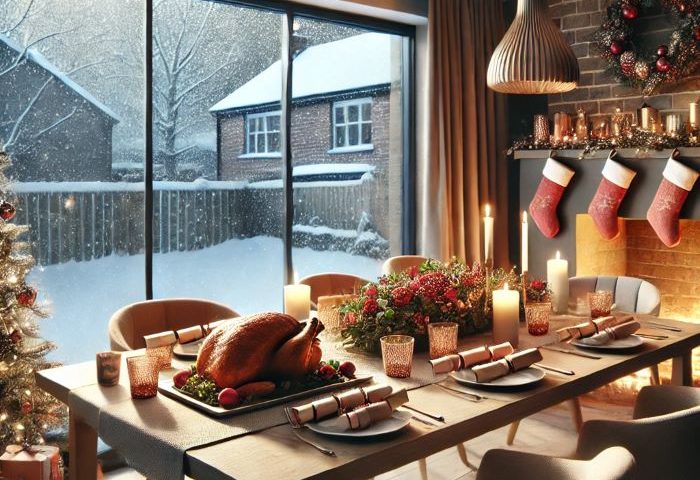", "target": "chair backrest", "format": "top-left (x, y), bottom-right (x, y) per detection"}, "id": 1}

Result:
top-left (108, 298), bottom-right (239, 351)
top-left (298, 273), bottom-right (369, 306)
top-left (382, 255), bottom-right (429, 275)
top-left (568, 275), bottom-right (661, 315)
